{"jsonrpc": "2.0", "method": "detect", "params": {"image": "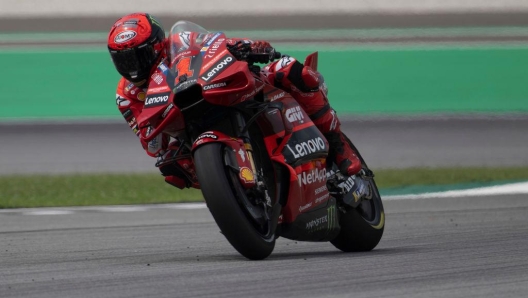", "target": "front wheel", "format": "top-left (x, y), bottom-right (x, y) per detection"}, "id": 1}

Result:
top-left (194, 143), bottom-right (276, 260)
